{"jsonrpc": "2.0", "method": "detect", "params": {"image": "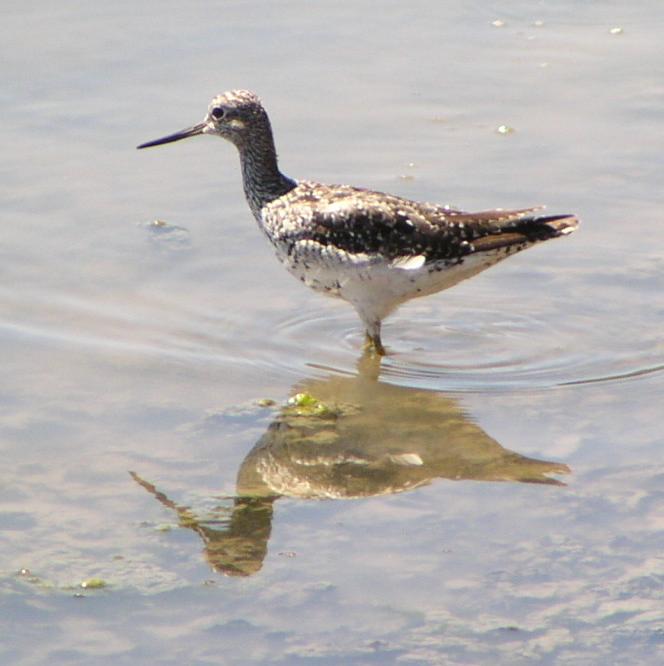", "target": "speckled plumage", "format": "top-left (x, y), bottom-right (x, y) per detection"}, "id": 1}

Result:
top-left (138, 90), bottom-right (579, 353)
